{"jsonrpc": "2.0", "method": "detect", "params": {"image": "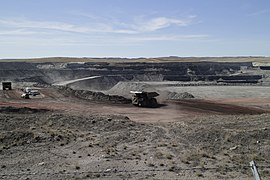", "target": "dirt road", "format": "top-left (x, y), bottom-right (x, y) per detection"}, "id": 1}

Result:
top-left (0, 88), bottom-right (268, 123)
